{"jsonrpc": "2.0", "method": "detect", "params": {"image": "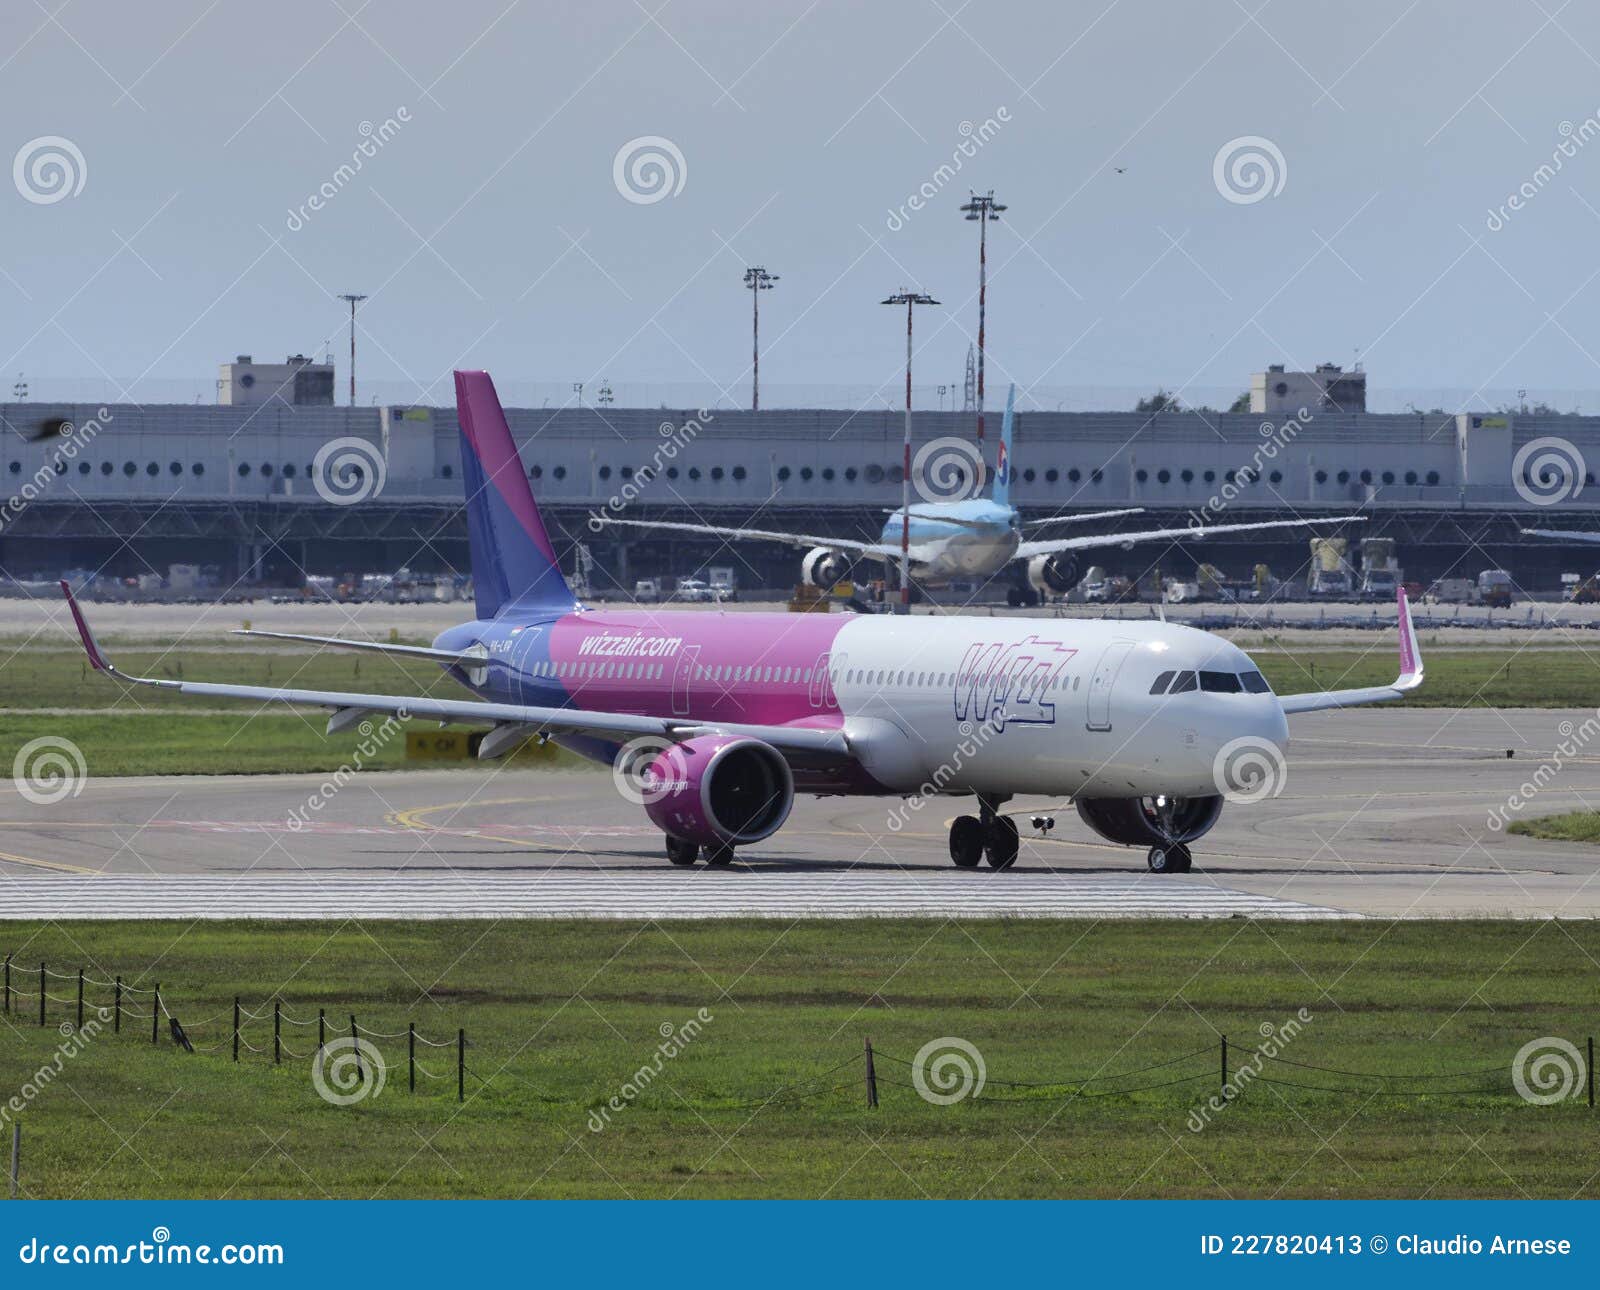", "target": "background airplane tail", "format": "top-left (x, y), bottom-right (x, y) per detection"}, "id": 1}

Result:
top-left (990, 384), bottom-right (1016, 507)
top-left (454, 370), bottom-right (577, 620)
